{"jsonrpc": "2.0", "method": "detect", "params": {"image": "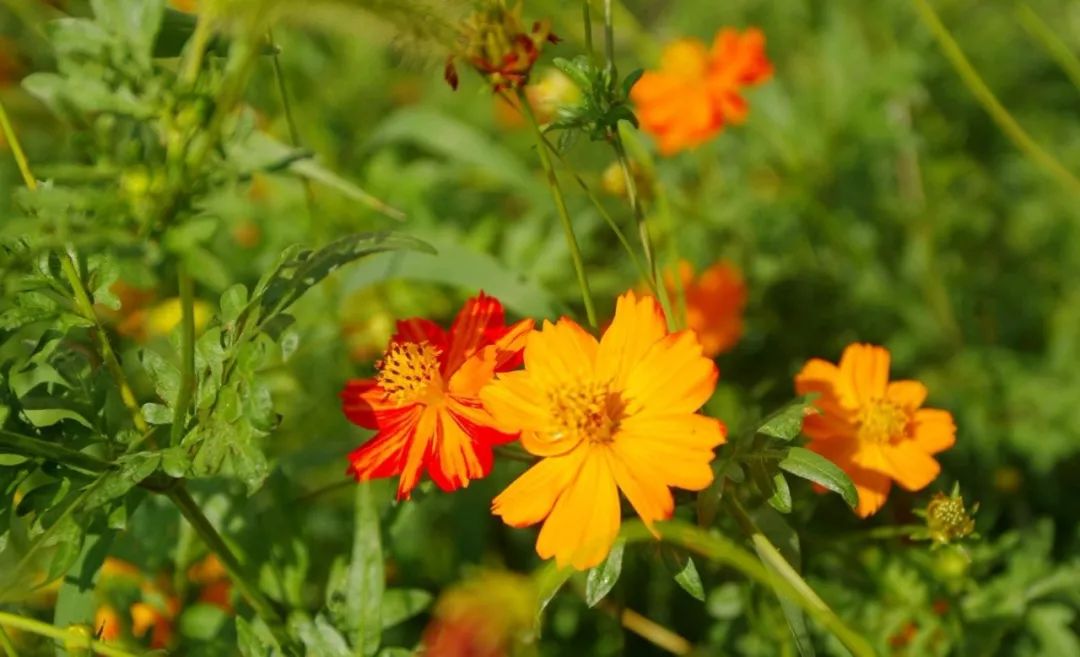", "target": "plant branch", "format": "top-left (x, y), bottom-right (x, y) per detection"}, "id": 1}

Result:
top-left (0, 612), bottom-right (138, 657)
top-left (517, 88), bottom-right (598, 328)
top-left (912, 0), bottom-right (1080, 193)
top-left (0, 99), bottom-right (37, 191)
top-left (171, 267), bottom-right (196, 445)
top-left (0, 625), bottom-right (18, 657)
top-left (621, 519), bottom-right (875, 657)
top-left (1015, 3), bottom-right (1080, 91)
top-left (0, 430), bottom-right (110, 473)
top-left (165, 486), bottom-right (296, 654)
